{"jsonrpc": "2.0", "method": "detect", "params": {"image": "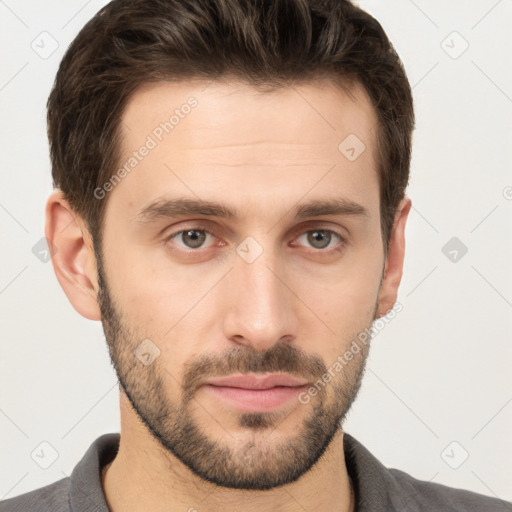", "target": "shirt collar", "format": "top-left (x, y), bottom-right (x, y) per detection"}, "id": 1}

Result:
top-left (68, 431), bottom-right (404, 511)
top-left (70, 433), bottom-right (118, 511)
